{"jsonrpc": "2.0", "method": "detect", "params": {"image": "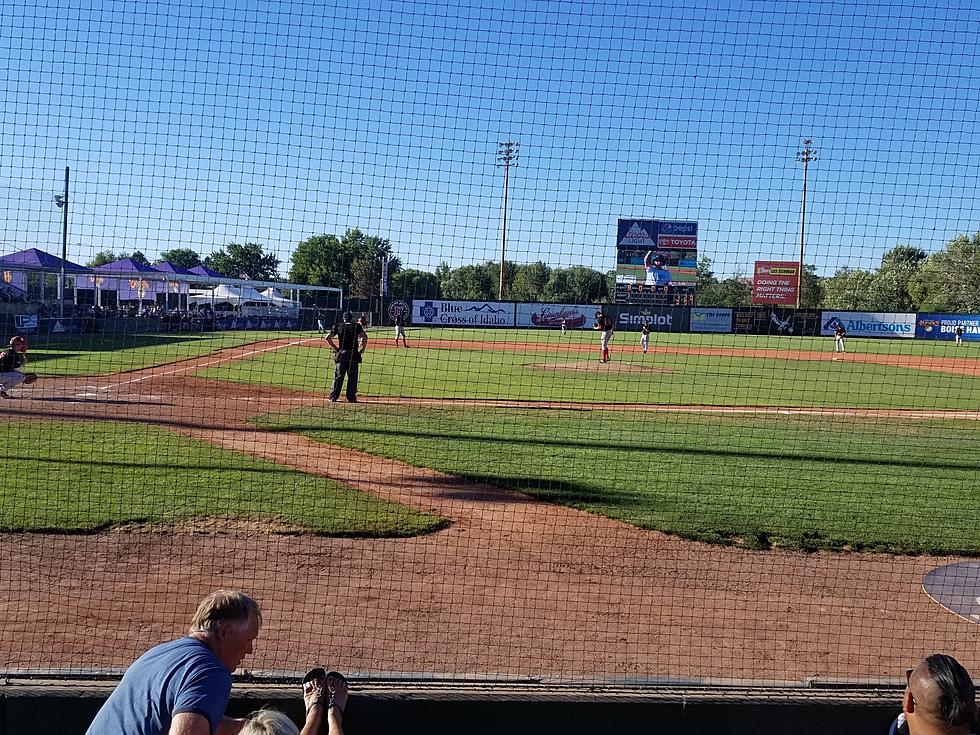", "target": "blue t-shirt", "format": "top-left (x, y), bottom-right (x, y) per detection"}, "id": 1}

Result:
top-left (86, 637), bottom-right (232, 735)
